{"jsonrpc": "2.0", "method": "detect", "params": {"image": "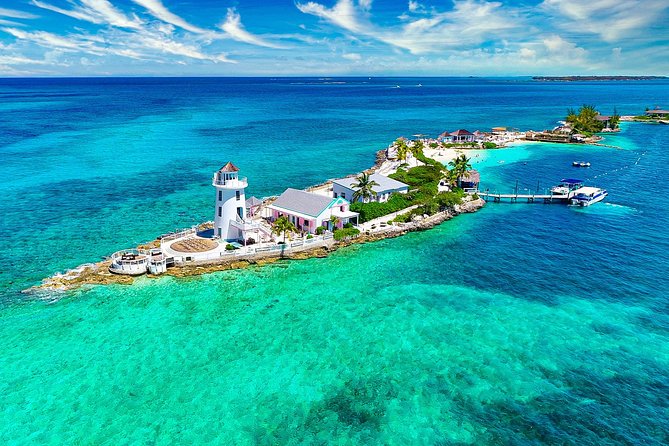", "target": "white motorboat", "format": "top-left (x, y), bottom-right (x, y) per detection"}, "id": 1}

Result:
top-left (551, 178), bottom-right (583, 196)
top-left (572, 161), bottom-right (591, 167)
top-left (570, 187), bottom-right (608, 206)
